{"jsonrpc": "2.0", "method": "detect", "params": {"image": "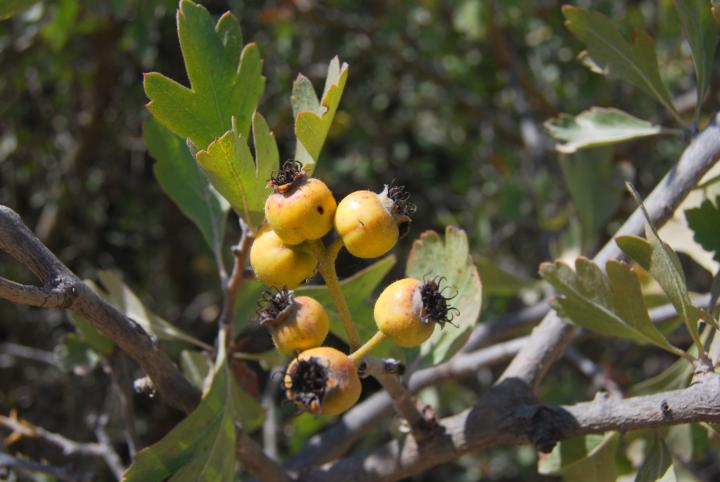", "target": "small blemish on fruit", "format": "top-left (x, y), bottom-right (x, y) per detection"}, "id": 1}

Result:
top-left (317, 206), bottom-right (324, 214)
